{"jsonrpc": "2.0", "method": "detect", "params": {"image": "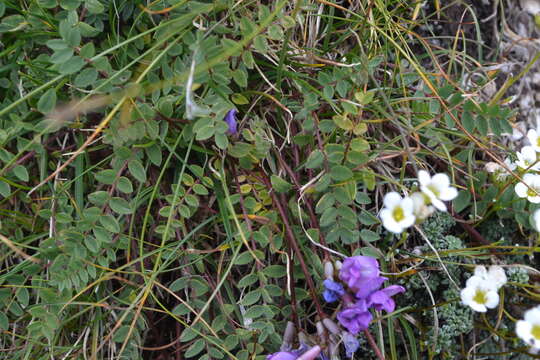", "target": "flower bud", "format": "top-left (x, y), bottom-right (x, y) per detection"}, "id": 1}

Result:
top-left (322, 318), bottom-right (340, 335)
top-left (324, 261), bottom-right (334, 279)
